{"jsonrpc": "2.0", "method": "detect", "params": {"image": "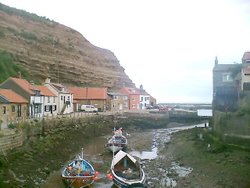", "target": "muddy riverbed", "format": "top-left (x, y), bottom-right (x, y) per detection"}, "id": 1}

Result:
top-left (42, 123), bottom-right (207, 188)
top-left (3, 115), bottom-right (249, 188)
